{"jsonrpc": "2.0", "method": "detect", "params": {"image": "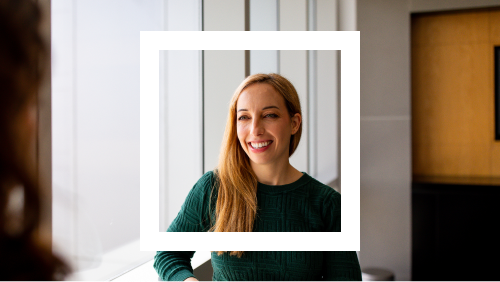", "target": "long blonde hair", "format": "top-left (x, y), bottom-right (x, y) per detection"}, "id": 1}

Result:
top-left (212, 73), bottom-right (302, 257)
